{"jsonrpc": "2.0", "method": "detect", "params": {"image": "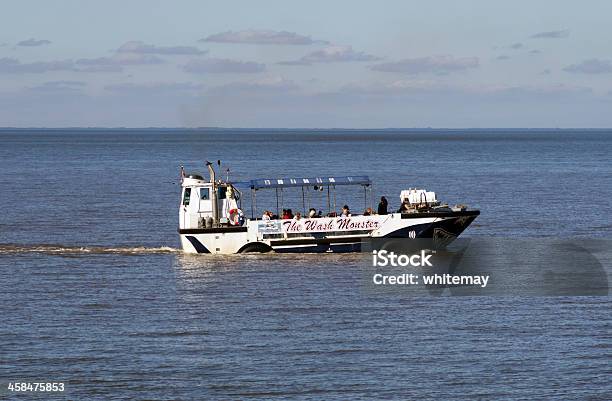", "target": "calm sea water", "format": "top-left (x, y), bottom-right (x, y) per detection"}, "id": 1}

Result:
top-left (1, 130), bottom-right (611, 400)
